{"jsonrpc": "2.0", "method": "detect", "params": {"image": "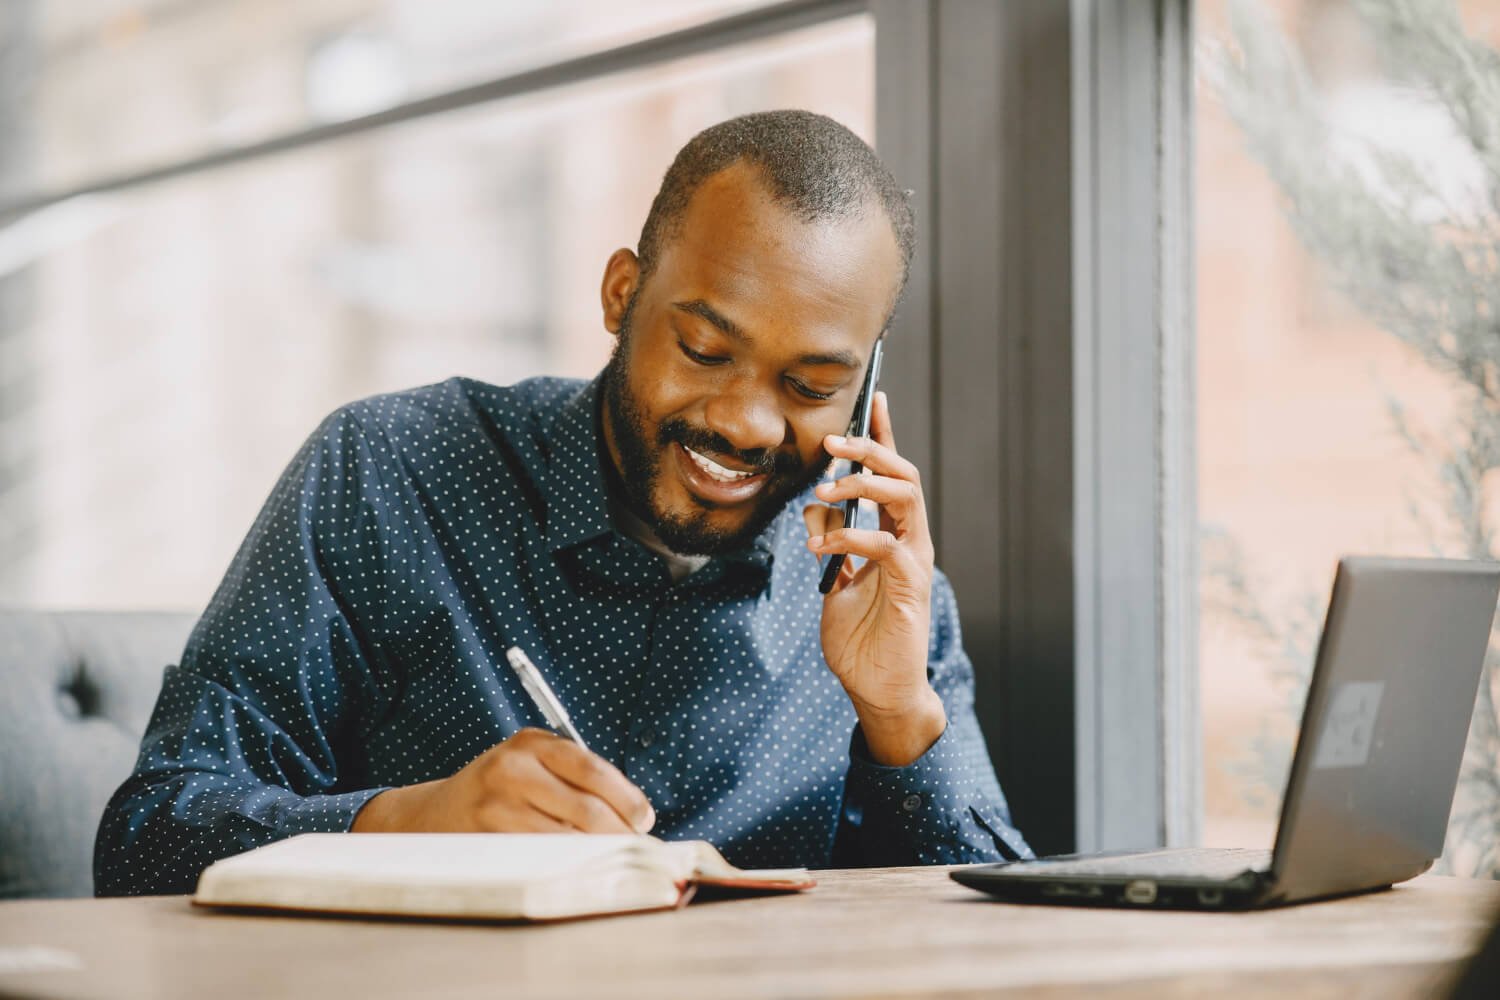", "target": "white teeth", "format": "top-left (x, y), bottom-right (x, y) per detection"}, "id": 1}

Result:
top-left (684, 445), bottom-right (756, 483)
